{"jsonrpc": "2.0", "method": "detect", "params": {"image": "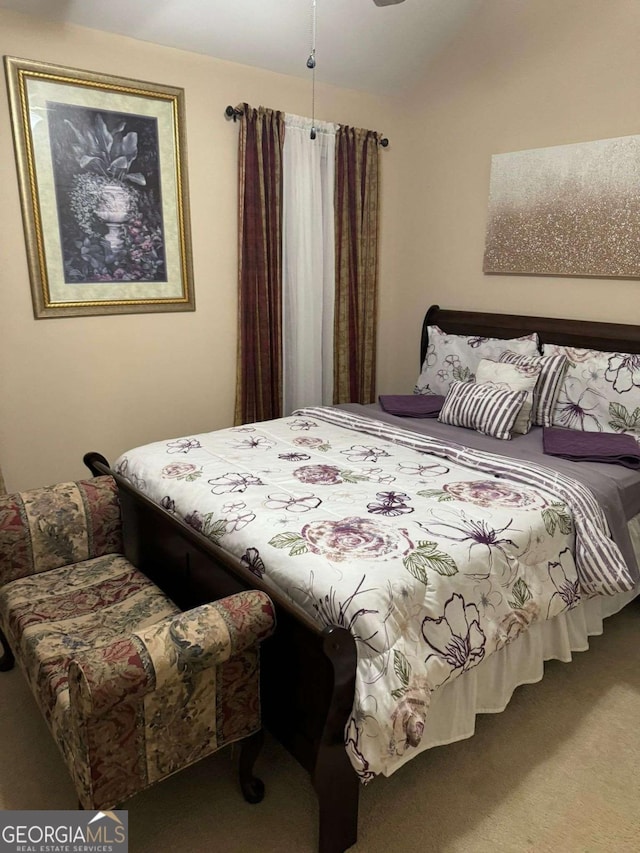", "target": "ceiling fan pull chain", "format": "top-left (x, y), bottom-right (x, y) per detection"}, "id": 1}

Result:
top-left (308, 0), bottom-right (317, 139)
